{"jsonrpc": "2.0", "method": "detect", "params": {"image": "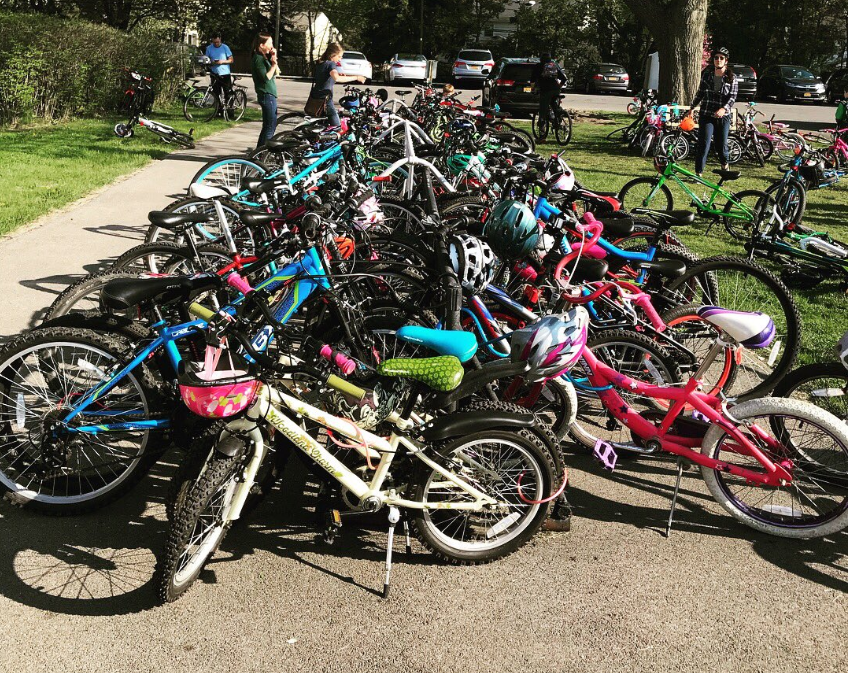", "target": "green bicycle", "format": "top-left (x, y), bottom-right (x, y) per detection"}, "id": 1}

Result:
top-left (618, 151), bottom-right (771, 241)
